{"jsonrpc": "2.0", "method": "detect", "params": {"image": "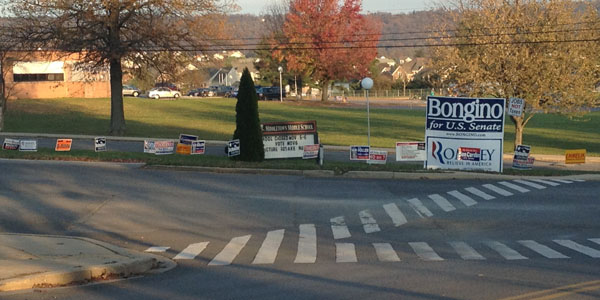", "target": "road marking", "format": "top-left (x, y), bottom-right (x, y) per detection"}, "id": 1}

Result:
top-left (208, 235), bottom-right (252, 266)
top-left (589, 238), bottom-right (600, 246)
top-left (144, 246), bottom-right (170, 253)
top-left (447, 190), bottom-right (477, 207)
top-left (294, 224), bottom-right (317, 263)
top-left (428, 194), bottom-right (456, 212)
top-left (498, 181), bottom-right (530, 193)
top-left (252, 229), bottom-right (285, 264)
top-left (330, 216), bottom-right (351, 239)
top-left (335, 243), bottom-right (357, 263)
top-left (485, 241), bottom-right (528, 260)
top-left (449, 242), bottom-right (485, 260)
top-left (518, 240), bottom-right (569, 259)
top-left (482, 184), bottom-right (514, 196)
top-left (553, 239), bottom-right (600, 258)
top-left (383, 203), bottom-right (408, 226)
top-left (570, 179), bottom-right (585, 182)
top-left (173, 242), bottom-right (209, 260)
top-left (513, 179), bottom-right (546, 190)
top-left (530, 178), bottom-right (560, 186)
top-left (550, 179), bottom-right (573, 184)
top-left (407, 198), bottom-right (434, 218)
top-left (499, 280), bottom-right (600, 300)
top-left (409, 242), bottom-right (444, 261)
top-left (359, 210), bottom-right (381, 233)
top-left (464, 187), bottom-right (496, 200)
top-left (373, 243), bottom-right (401, 262)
